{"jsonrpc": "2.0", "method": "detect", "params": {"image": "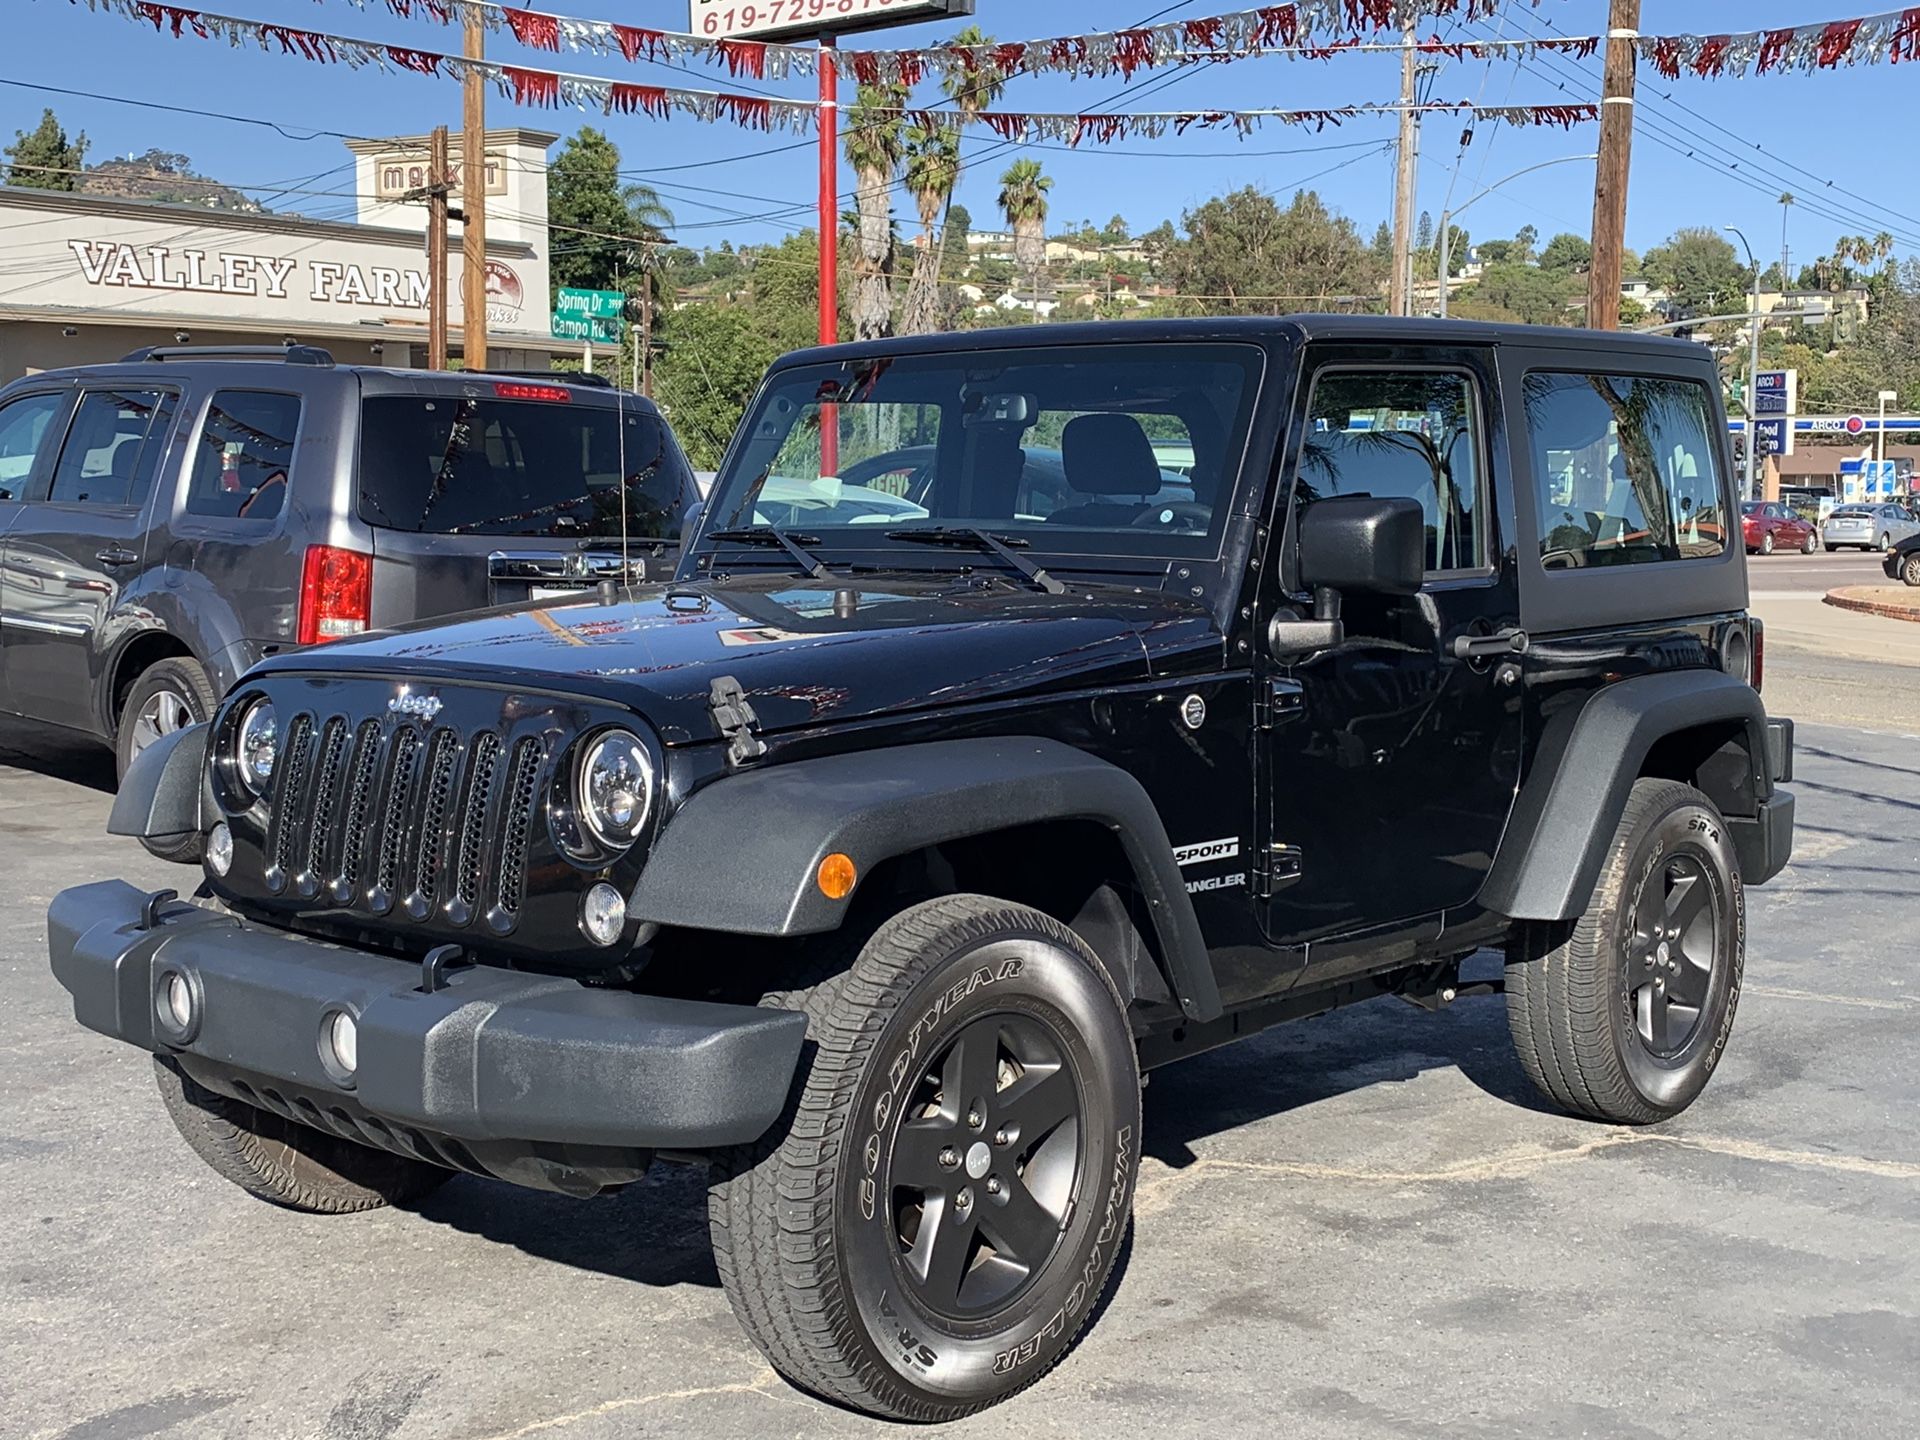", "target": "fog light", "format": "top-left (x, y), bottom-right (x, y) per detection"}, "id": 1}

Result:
top-left (160, 971), bottom-right (193, 1031)
top-left (321, 1009), bottom-right (358, 1080)
top-left (580, 882), bottom-right (626, 947)
top-left (206, 821), bottom-right (234, 877)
